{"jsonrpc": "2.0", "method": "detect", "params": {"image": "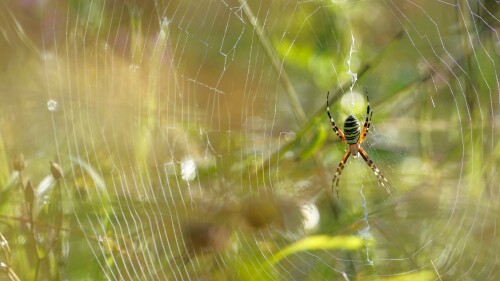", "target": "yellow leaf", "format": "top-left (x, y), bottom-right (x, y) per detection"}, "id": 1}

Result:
top-left (270, 235), bottom-right (366, 265)
top-left (375, 270), bottom-right (436, 281)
